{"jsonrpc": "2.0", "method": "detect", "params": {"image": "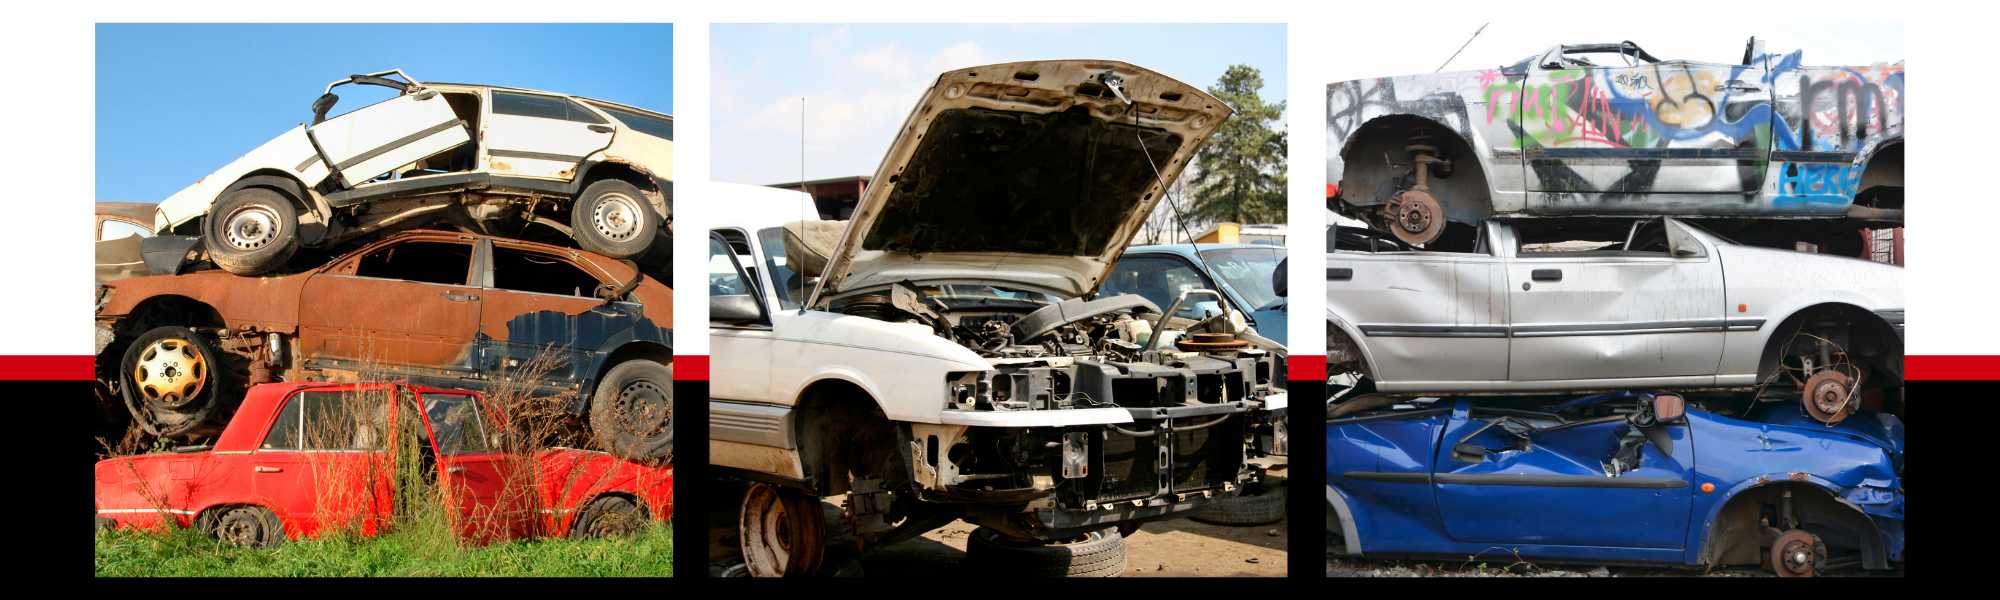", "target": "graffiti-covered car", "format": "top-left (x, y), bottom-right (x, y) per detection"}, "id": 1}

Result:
top-left (1326, 217), bottom-right (1902, 422)
top-left (706, 60), bottom-right (1288, 577)
top-left (1327, 391), bottom-right (1904, 576)
top-left (1327, 39), bottom-right (1902, 251)
top-left (94, 230), bottom-right (673, 463)
top-left (152, 70), bottom-right (672, 276)
top-left (1106, 243), bottom-right (1290, 347)
top-left (94, 383), bottom-right (672, 546)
